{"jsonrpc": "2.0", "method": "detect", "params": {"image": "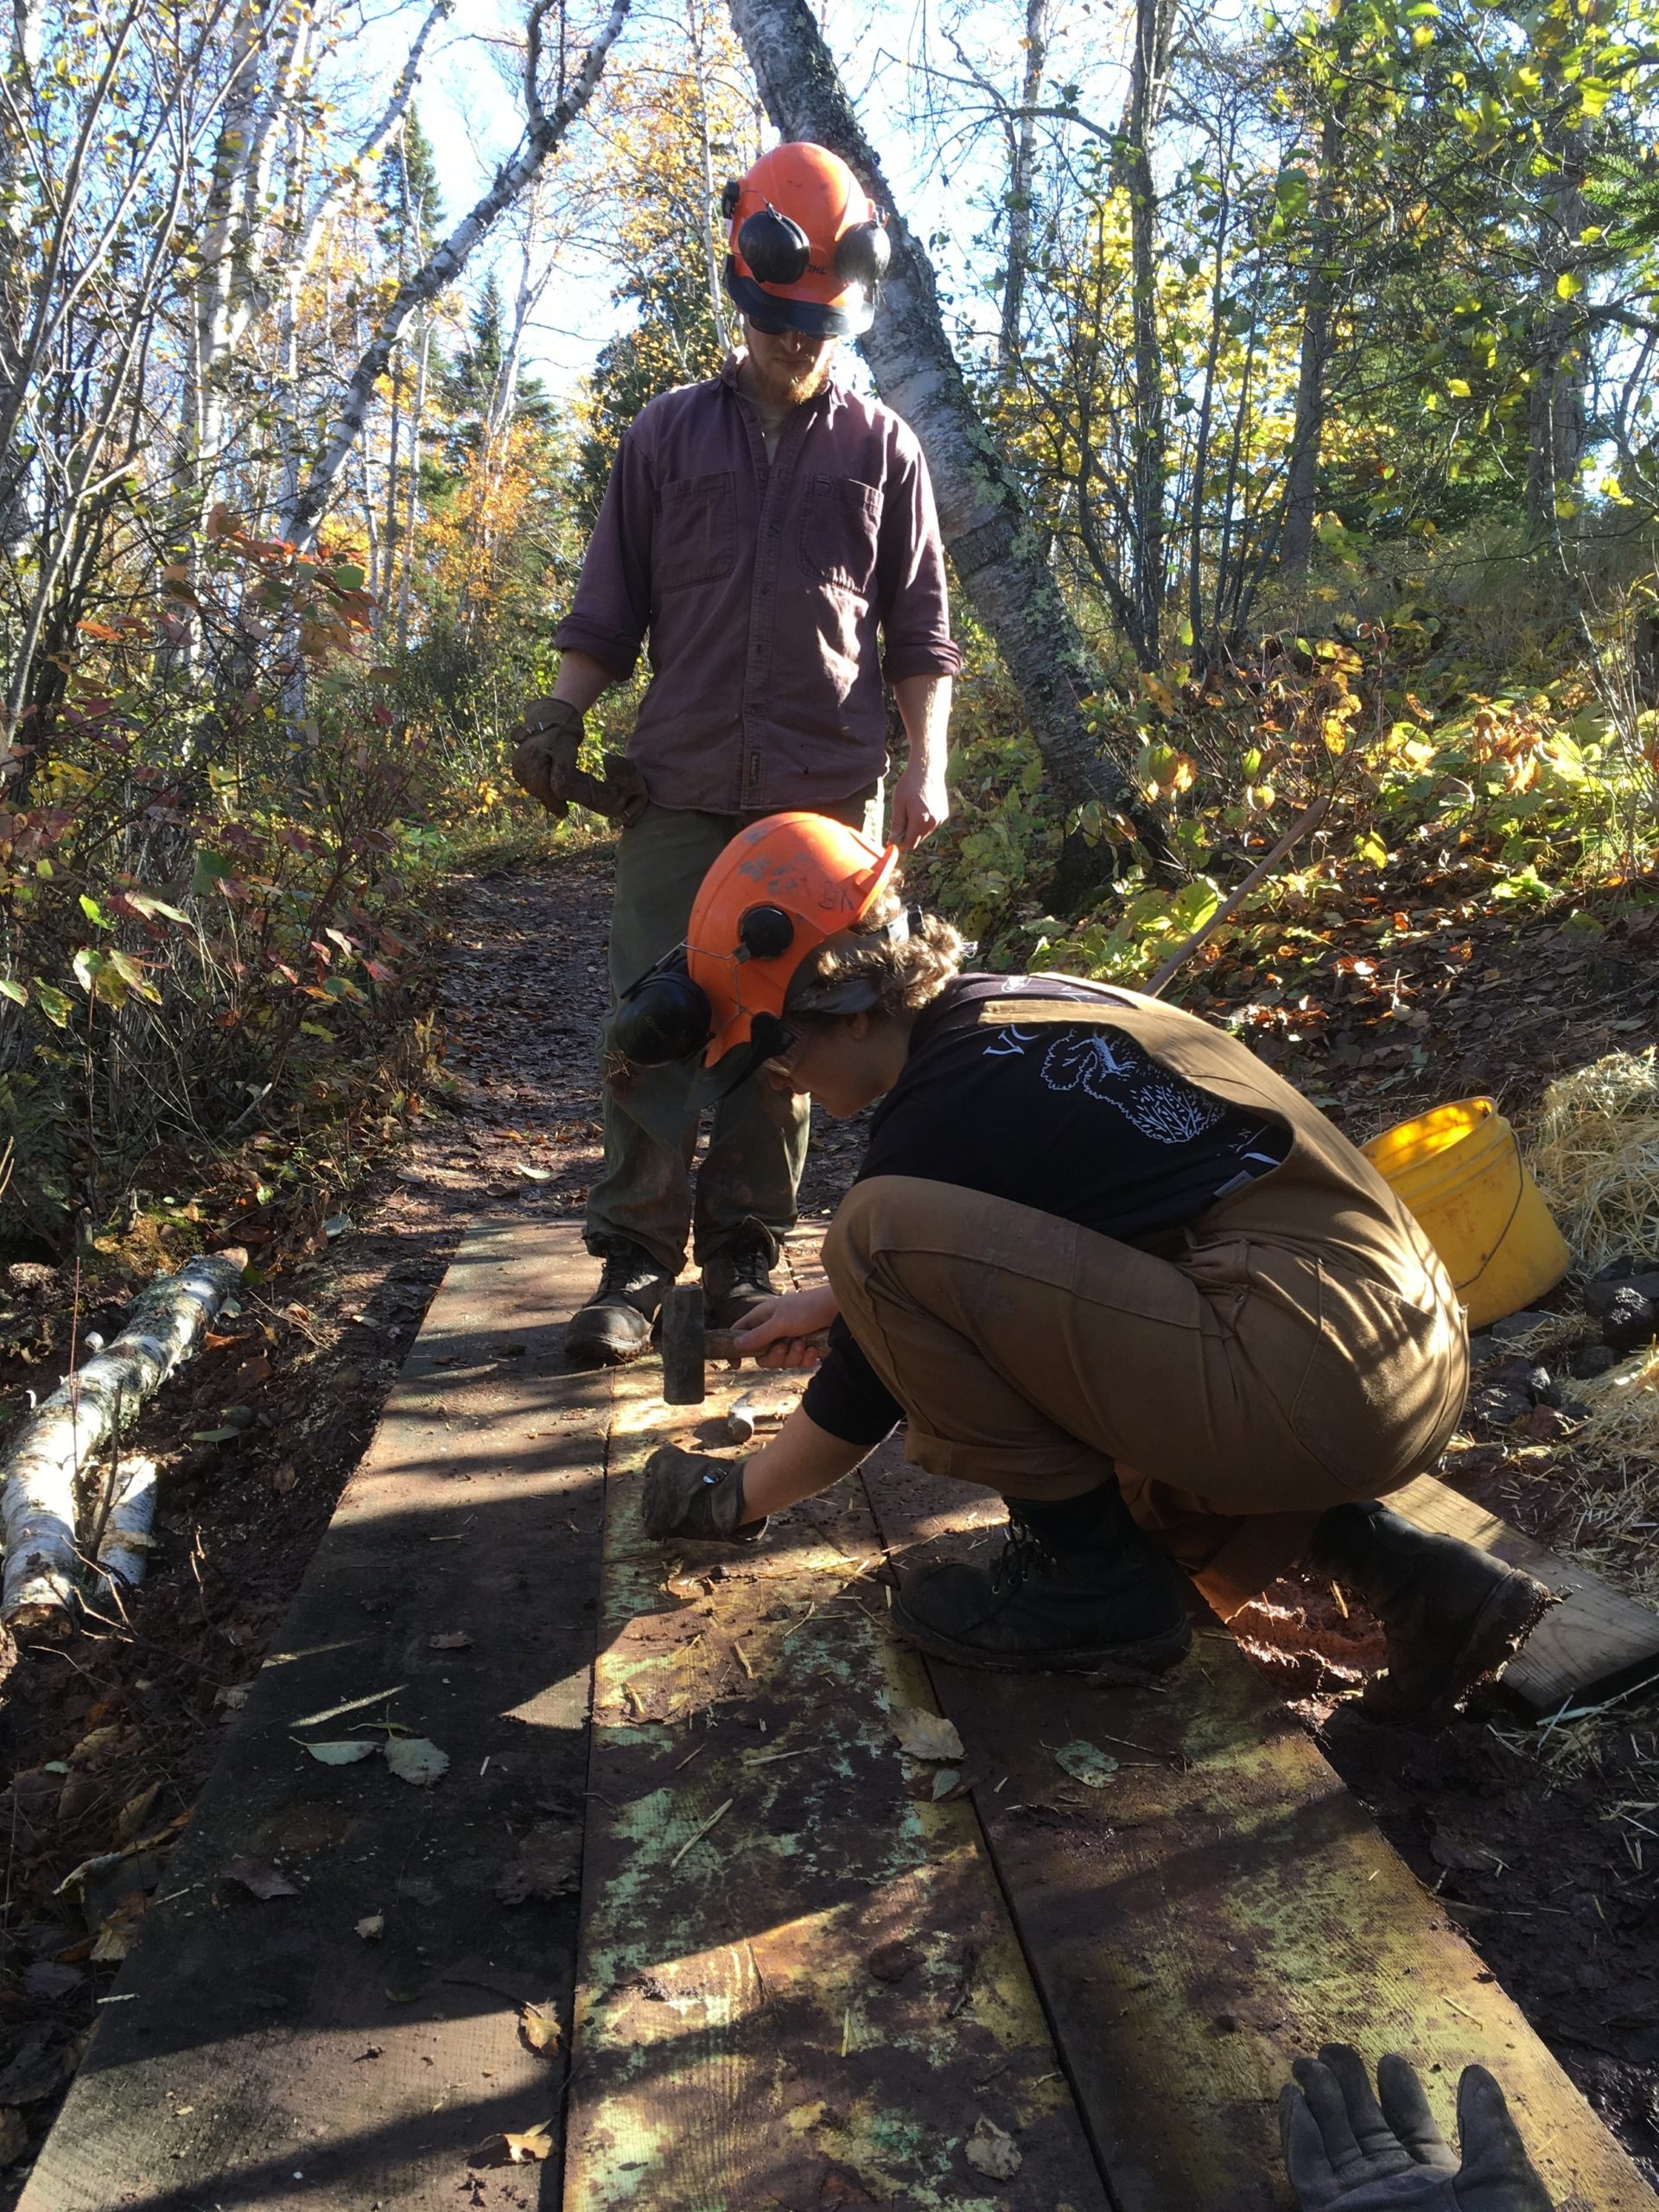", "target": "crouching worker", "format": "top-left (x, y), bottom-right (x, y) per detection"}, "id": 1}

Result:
top-left (632, 812), bottom-right (1551, 1723)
